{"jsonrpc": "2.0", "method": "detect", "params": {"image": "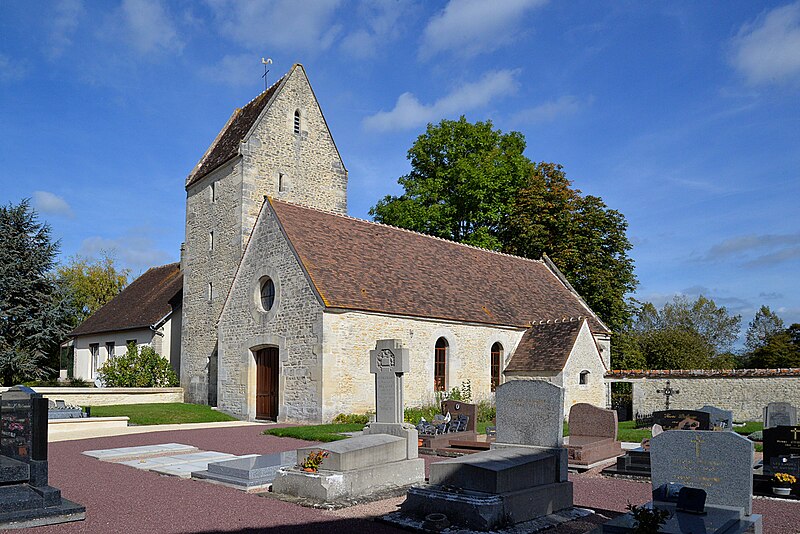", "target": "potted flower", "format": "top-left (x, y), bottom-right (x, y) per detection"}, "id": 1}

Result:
top-left (300, 450), bottom-right (328, 473)
top-left (772, 472), bottom-right (796, 496)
